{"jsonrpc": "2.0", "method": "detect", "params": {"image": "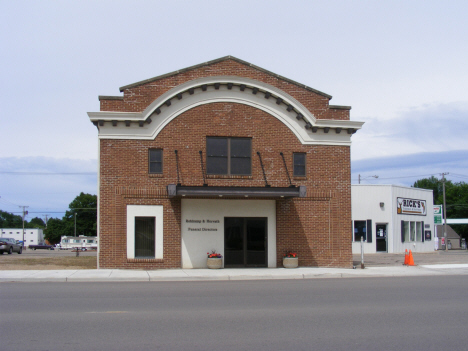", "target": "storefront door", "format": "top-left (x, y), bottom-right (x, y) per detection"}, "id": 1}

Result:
top-left (376, 224), bottom-right (387, 252)
top-left (224, 217), bottom-right (267, 267)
